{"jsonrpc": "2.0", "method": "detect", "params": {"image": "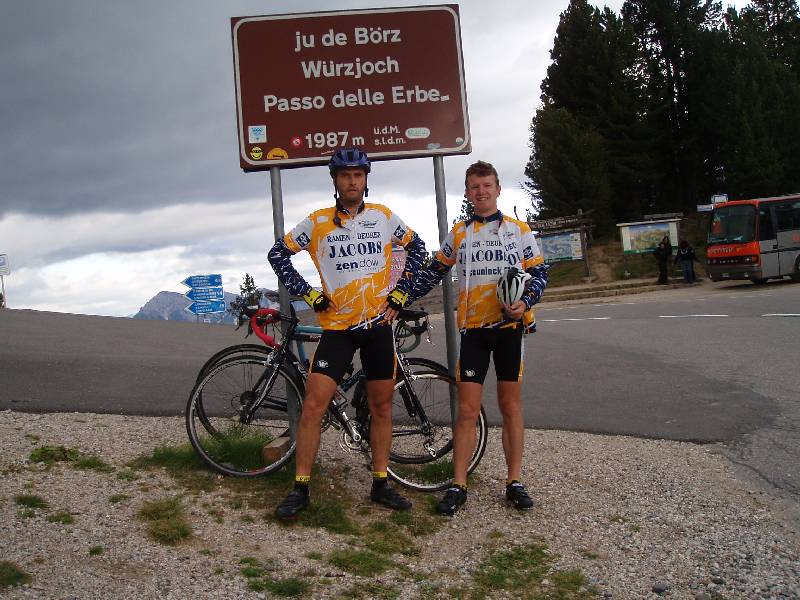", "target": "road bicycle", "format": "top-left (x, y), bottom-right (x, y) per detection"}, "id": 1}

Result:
top-left (185, 306), bottom-right (487, 491)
